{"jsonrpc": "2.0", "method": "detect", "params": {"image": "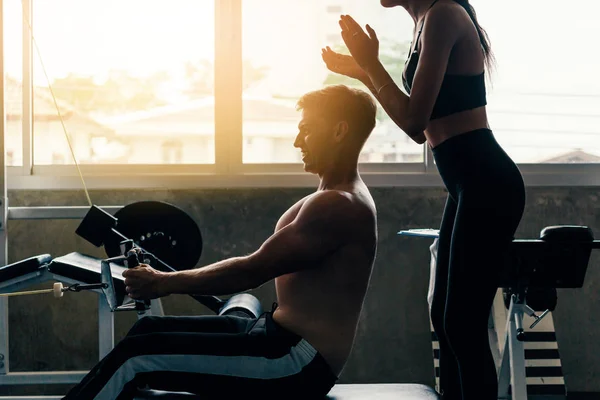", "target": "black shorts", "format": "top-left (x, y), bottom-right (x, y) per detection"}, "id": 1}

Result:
top-left (62, 309), bottom-right (339, 400)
